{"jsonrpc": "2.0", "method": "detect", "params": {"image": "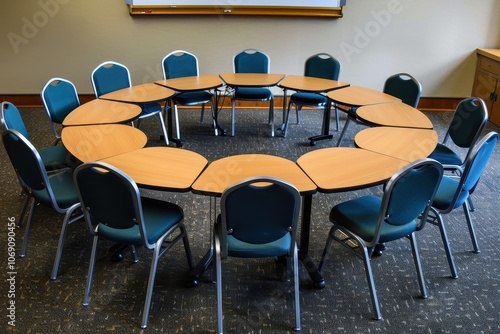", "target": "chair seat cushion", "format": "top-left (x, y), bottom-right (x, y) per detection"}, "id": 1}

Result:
top-left (330, 196), bottom-right (417, 243)
top-left (234, 87), bottom-right (272, 100)
top-left (33, 170), bottom-right (80, 209)
top-left (139, 102), bottom-right (162, 117)
top-left (290, 92), bottom-right (327, 107)
top-left (227, 233), bottom-right (290, 258)
top-left (38, 144), bottom-right (78, 171)
top-left (428, 144), bottom-right (463, 167)
top-left (432, 176), bottom-right (468, 211)
top-left (98, 197), bottom-right (183, 246)
top-left (173, 91), bottom-right (213, 105)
